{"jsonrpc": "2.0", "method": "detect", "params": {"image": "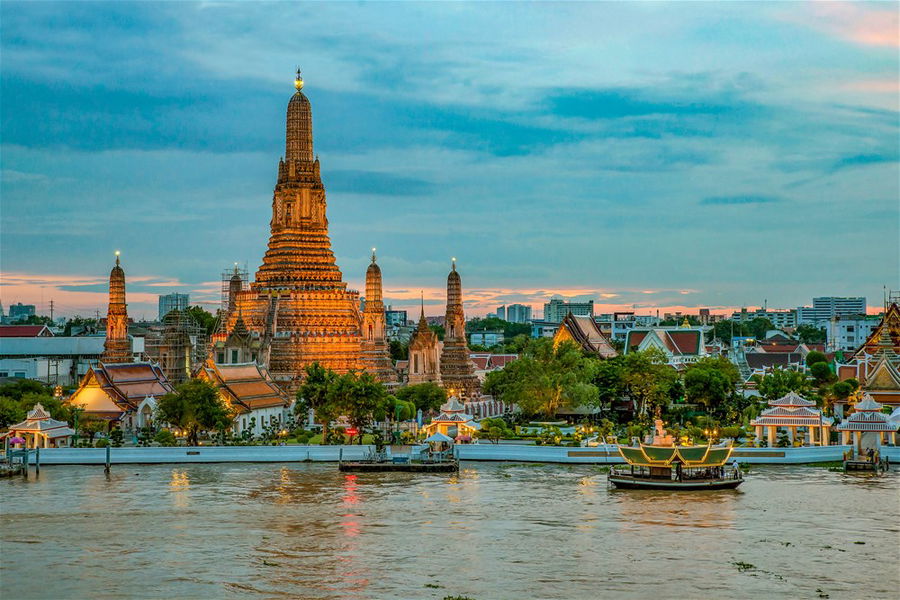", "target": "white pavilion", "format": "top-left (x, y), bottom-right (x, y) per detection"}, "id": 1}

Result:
top-left (751, 391), bottom-right (833, 447)
top-left (423, 397), bottom-right (479, 439)
top-left (2, 403), bottom-right (75, 449)
top-left (836, 394), bottom-right (898, 453)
